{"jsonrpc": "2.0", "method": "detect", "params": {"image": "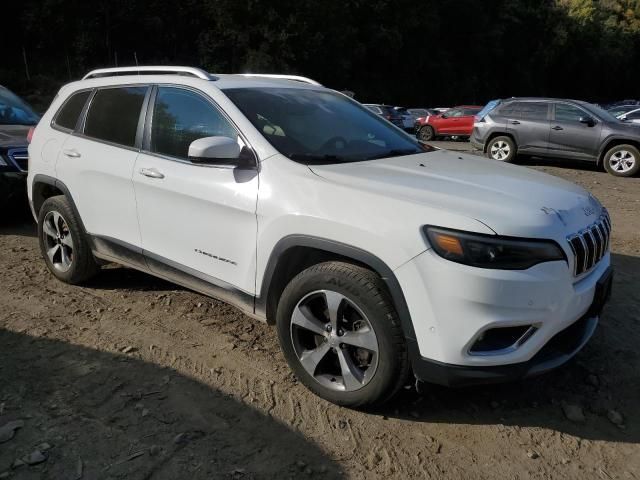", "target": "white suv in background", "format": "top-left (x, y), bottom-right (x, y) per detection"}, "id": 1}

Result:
top-left (28, 66), bottom-right (613, 406)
